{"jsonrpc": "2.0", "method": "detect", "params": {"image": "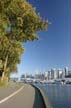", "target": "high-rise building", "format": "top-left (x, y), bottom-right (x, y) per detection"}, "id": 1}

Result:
top-left (64, 67), bottom-right (69, 77)
top-left (51, 68), bottom-right (58, 79)
top-left (62, 69), bottom-right (65, 78)
top-left (44, 71), bottom-right (48, 80)
top-left (47, 71), bottom-right (52, 80)
top-left (58, 69), bottom-right (63, 78)
top-left (47, 69), bottom-right (58, 80)
top-left (54, 69), bottom-right (58, 79)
